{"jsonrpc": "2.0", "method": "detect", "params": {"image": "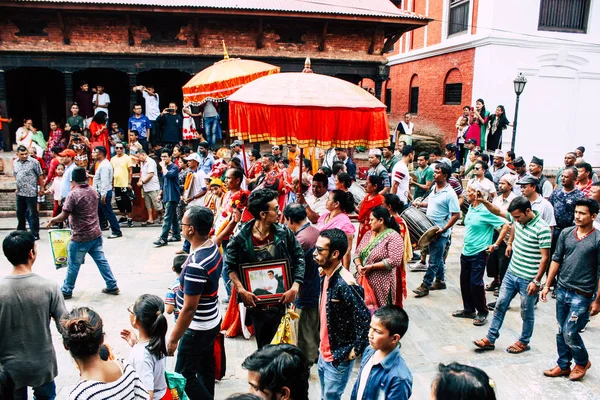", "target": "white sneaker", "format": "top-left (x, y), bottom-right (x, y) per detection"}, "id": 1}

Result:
top-left (409, 262), bottom-right (428, 272)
